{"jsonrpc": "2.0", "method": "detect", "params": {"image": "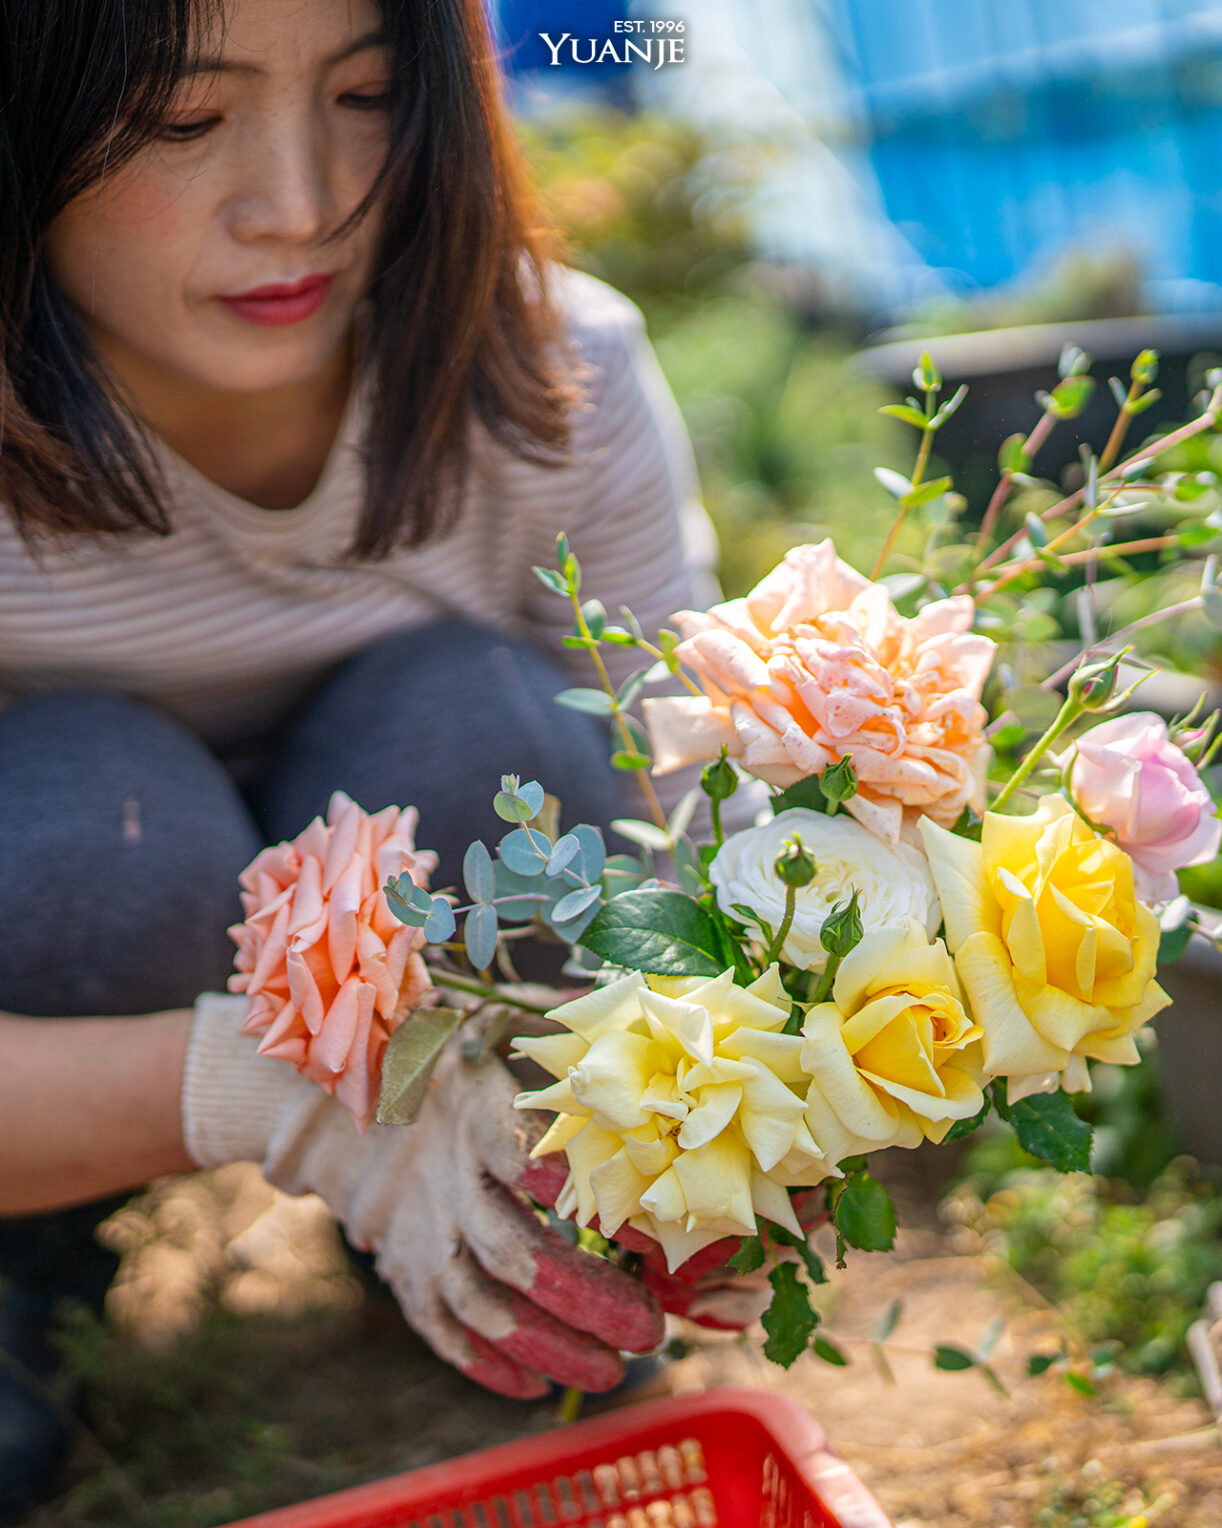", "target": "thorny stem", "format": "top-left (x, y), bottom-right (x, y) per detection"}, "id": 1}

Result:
top-left (570, 588), bottom-right (667, 830)
top-left (968, 384), bottom-right (1222, 582)
top-left (871, 423), bottom-right (934, 580)
top-left (1041, 596), bottom-right (1205, 691)
top-left (991, 696), bottom-right (1083, 813)
top-left (974, 408), bottom-right (1057, 554)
